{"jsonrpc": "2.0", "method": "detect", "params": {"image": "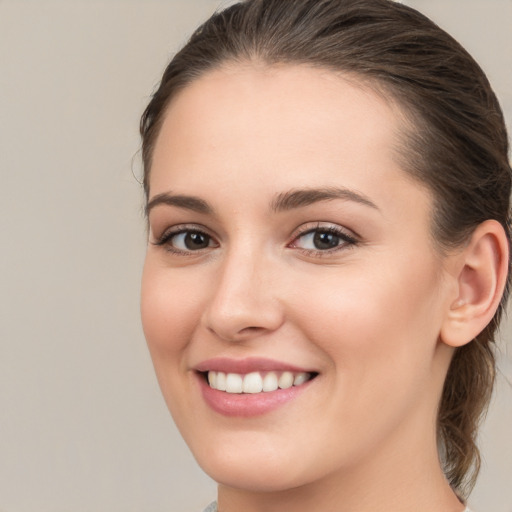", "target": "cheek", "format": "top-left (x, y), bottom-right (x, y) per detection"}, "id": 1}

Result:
top-left (284, 260), bottom-right (445, 458)
top-left (140, 261), bottom-right (200, 364)
top-left (140, 261), bottom-right (206, 425)
top-left (292, 255), bottom-right (444, 375)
